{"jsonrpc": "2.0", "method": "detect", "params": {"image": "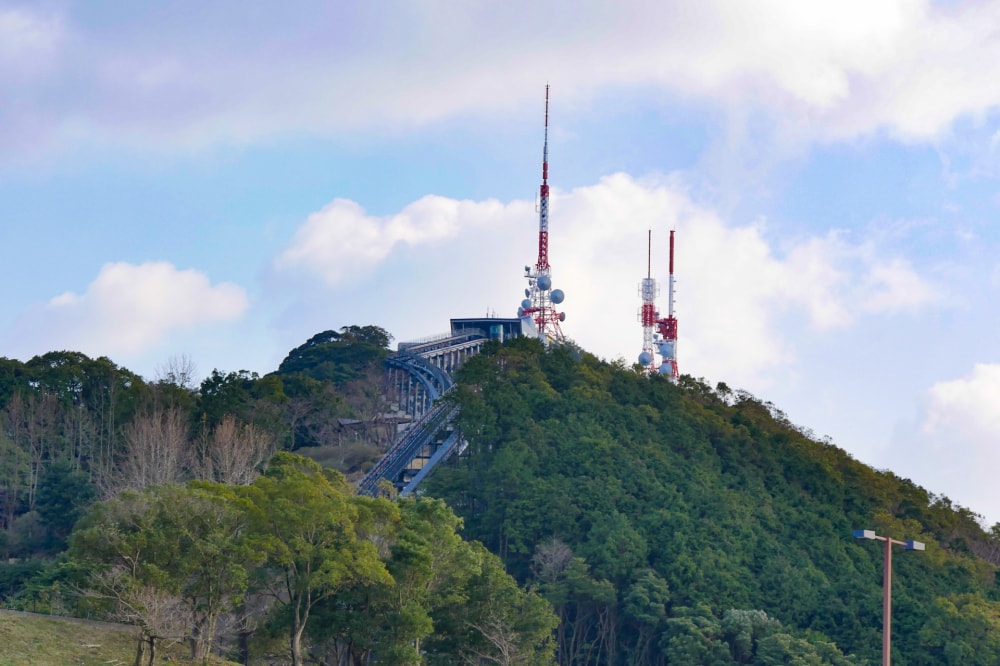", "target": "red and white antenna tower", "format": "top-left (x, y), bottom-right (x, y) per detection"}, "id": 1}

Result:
top-left (656, 229), bottom-right (679, 380)
top-left (518, 84), bottom-right (566, 343)
top-left (638, 230), bottom-right (658, 371)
